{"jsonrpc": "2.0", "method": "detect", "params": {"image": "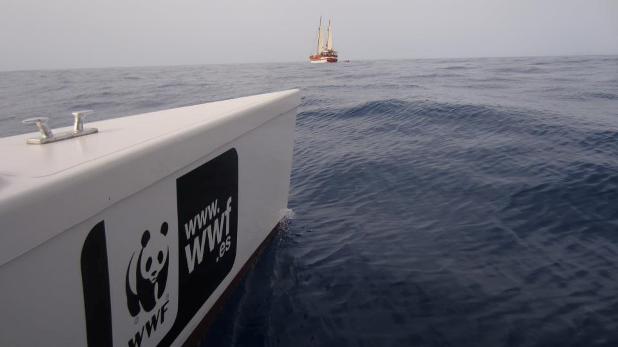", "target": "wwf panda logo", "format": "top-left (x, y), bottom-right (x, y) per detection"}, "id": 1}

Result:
top-left (125, 222), bottom-right (170, 317)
